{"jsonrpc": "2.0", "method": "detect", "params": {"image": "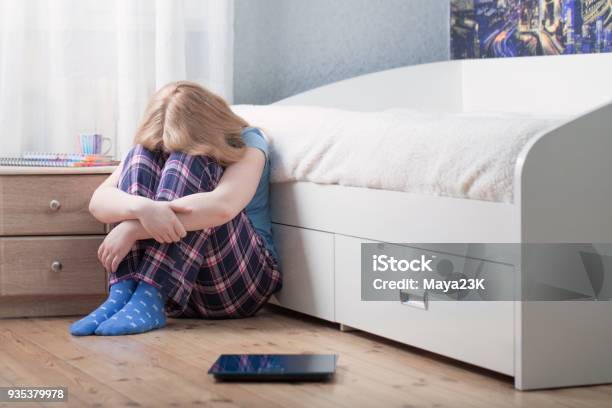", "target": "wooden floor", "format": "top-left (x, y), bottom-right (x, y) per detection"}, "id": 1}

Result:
top-left (1, 307), bottom-right (611, 408)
